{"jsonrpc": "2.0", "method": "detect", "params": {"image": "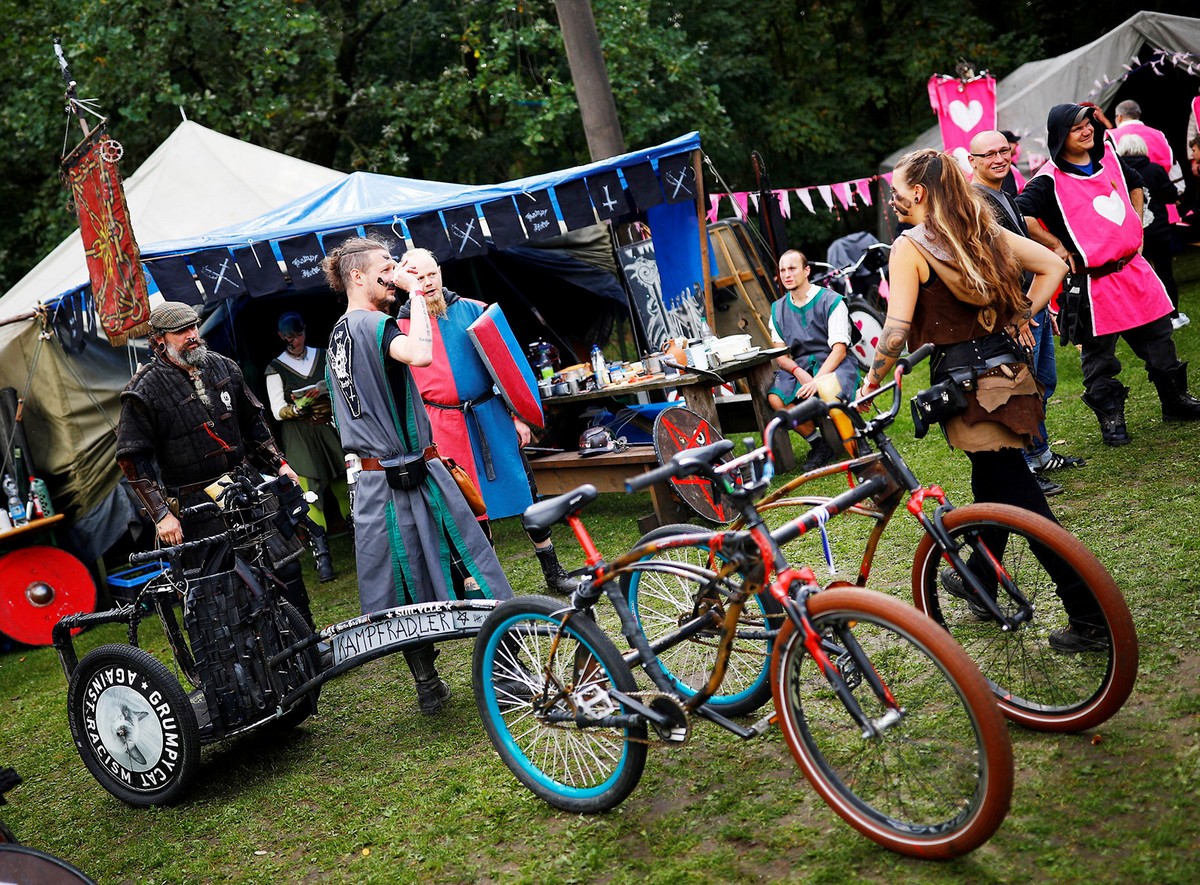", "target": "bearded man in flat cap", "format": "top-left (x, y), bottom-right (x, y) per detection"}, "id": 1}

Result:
top-left (116, 301), bottom-right (316, 628)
